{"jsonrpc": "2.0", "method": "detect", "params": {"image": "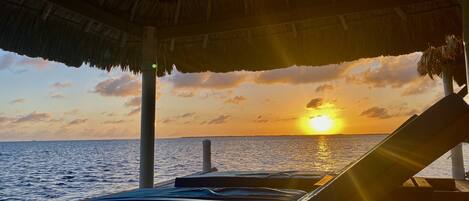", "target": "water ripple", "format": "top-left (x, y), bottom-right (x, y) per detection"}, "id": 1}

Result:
top-left (0, 136), bottom-right (467, 200)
